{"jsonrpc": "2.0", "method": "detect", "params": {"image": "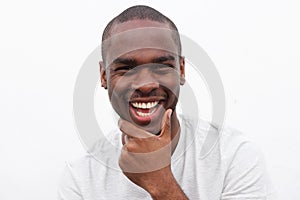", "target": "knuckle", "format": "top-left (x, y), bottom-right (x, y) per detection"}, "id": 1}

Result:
top-left (125, 142), bottom-right (135, 152)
